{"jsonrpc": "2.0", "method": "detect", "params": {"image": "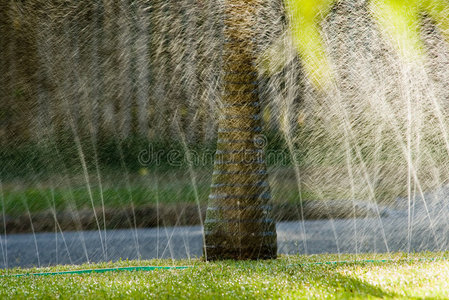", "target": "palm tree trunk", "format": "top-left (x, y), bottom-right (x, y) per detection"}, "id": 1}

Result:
top-left (204, 0), bottom-right (277, 260)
